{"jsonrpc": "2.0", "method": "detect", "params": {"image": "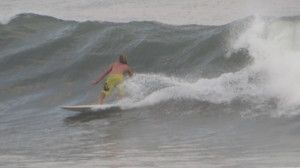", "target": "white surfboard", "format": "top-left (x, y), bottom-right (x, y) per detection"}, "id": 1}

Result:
top-left (61, 104), bottom-right (121, 112)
